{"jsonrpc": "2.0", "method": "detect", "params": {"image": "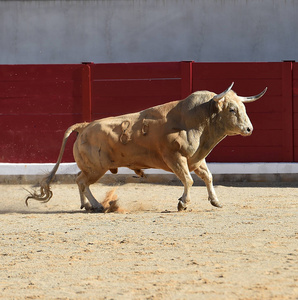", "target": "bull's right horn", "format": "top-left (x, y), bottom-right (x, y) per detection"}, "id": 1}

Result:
top-left (213, 82), bottom-right (234, 102)
top-left (239, 87), bottom-right (268, 103)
